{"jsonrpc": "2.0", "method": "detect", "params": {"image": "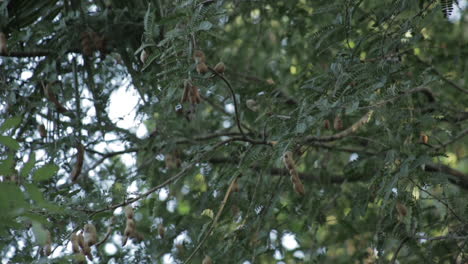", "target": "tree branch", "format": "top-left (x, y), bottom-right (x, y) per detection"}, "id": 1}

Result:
top-left (304, 111), bottom-right (374, 142)
top-left (425, 164), bottom-right (468, 190)
top-left (184, 175), bottom-right (240, 264)
top-left (209, 66), bottom-right (246, 138)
